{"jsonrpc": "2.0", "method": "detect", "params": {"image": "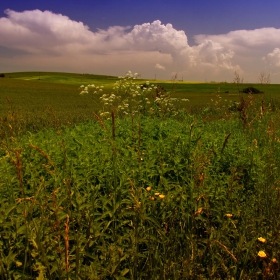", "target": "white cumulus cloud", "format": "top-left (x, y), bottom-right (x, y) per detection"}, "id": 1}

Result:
top-left (195, 28), bottom-right (280, 81)
top-left (0, 9), bottom-right (280, 82)
top-left (264, 48), bottom-right (280, 68)
top-left (155, 63), bottom-right (166, 70)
